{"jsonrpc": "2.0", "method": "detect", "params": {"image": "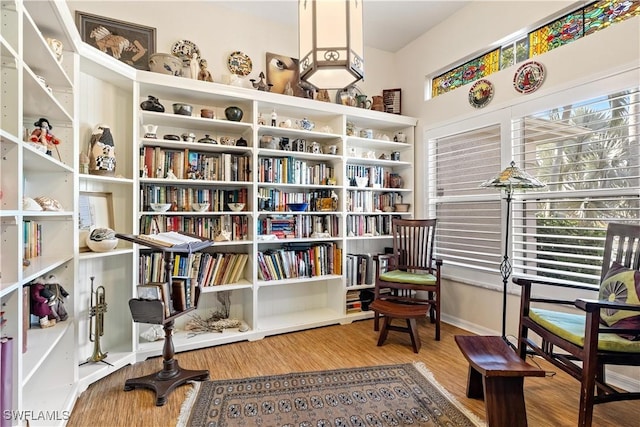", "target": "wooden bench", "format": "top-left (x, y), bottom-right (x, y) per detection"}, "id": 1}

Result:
top-left (454, 335), bottom-right (545, 427)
